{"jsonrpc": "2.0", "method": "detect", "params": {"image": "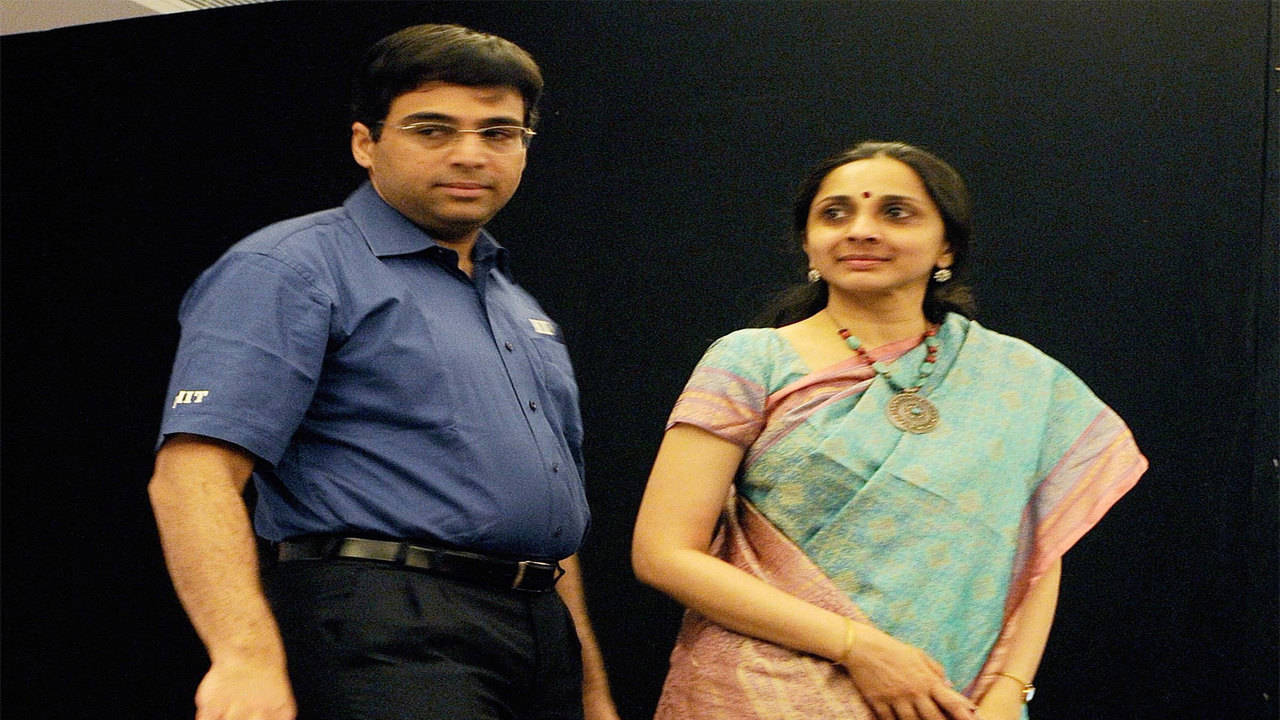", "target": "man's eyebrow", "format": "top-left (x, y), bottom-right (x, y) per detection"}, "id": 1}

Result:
top-left (396, 112), bottom-right (455, 125)
top-left (396, 112), bottom-right (524, 127)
